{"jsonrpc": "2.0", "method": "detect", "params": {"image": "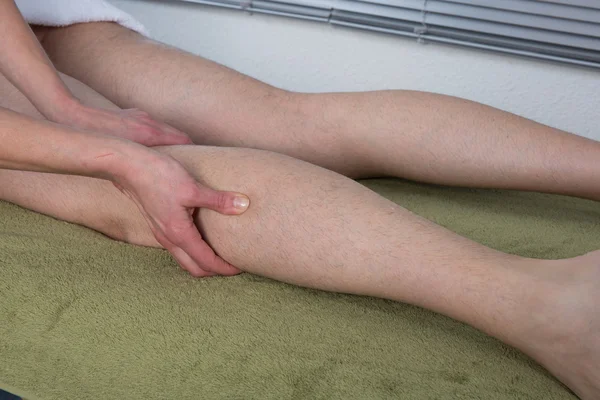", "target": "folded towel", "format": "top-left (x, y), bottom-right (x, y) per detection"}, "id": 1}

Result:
top-left (15, 0), bottom-right (148, 35)
top-left (1, 178), bottom-right (595, 400)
